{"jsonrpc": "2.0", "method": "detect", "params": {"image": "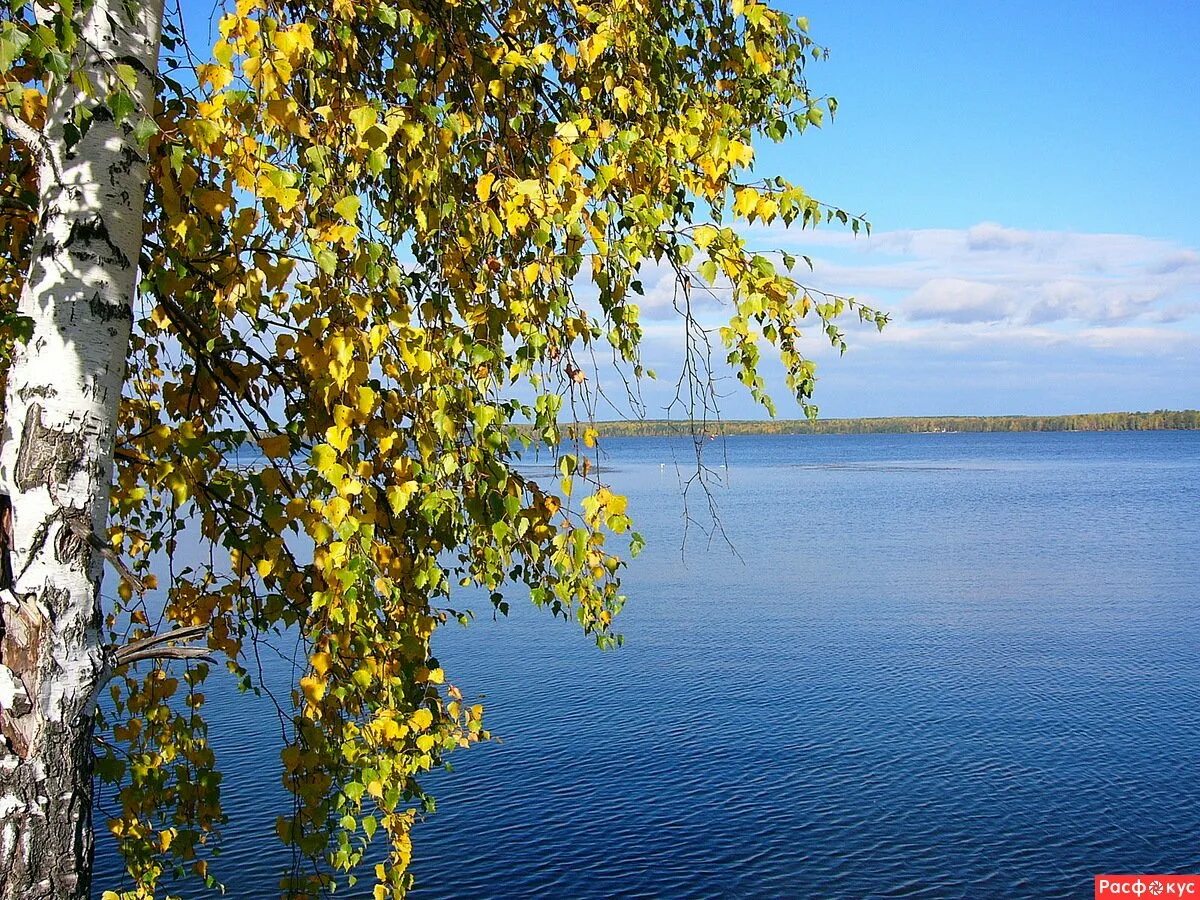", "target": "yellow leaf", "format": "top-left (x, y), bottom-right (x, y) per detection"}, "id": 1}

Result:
top-left (379, 717), bottom-right (407, 741)
top-left (333, 194), bottom-right (360, 221)
top-left (311, 651), bottom-right (332, 676)
top-left (197, 63), bottom-right (233, 92)
top-left (194, 189), bottom-right (230, 219)
top-left (693, 225), bottom-right (719, 249)
top-left (476, 172), bottom-right (496, 203)
top-left (165, 472), bottom-right (188, 506)
top-left (328, 333), bottom-right (355, 384)
top-left (281, 746), bottom-right (302, 771)
top-left (326, 425), bottom-right (352, 452)
top-left (324, 496), bottom-right (350, 526)
top-left (386, 481), bottom-right (418, 513)
top-left (727, 139), bottom-right (754, 167)
top-left (734, 187), bottom-right (759, 217)
top-left (409, 708), bottom-right (433, 731)
top-left (258, 434), bottom-right (291, 458)
top-left (349, 104), bottom-right (378, 136)
top-left (274, 23), bottom-right (313, 59)
top-left (300, 675), bottom-right (325, 704)
top-left (311, 444), bottom-right (338, 474)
